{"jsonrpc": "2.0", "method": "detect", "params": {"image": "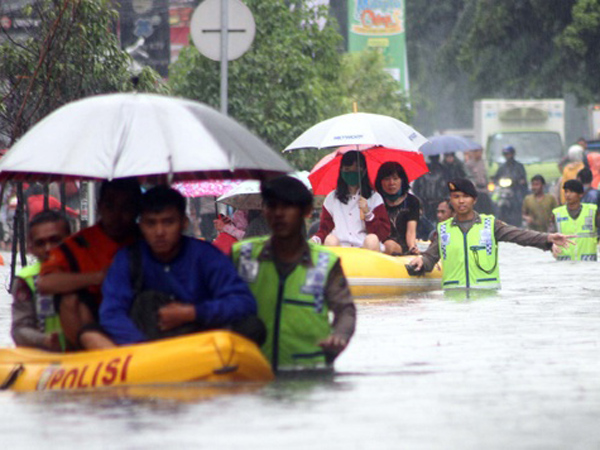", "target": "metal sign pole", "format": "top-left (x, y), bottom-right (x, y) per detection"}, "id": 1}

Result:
top-left (220, 0), bottom-right (228, 116)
